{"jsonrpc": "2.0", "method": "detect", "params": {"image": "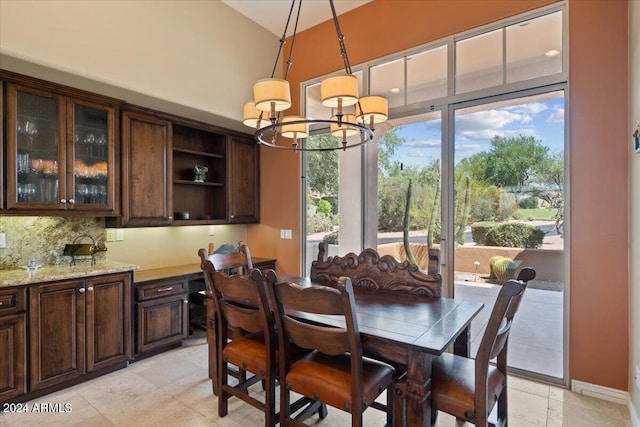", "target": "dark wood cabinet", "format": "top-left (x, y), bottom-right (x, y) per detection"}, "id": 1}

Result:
top-left (108, 110), bottom-right (172, 227)
top-left (28, 273), bottom-right (131, 392)
top-left (0, 287), bottom-right (27, 402)
top-left (228, 135), bottom-right (260, 223)
top-left (29, 279), bottom-right (85, 391)
top-left (134, 278), bottom-right (189, 356)
top-left (85, 274), bottom-right (131, 372)
top-left (3, 77), bottom-right (119, 214)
